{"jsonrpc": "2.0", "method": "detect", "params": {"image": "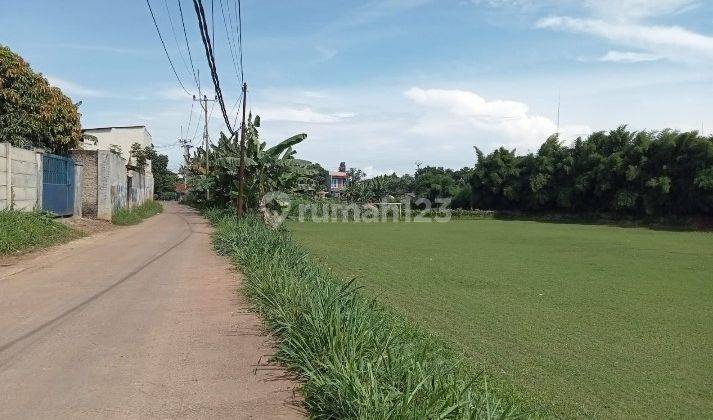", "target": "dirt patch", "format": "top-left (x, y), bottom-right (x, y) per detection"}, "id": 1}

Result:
top-left (58, 217), bottom-right (116, 235)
